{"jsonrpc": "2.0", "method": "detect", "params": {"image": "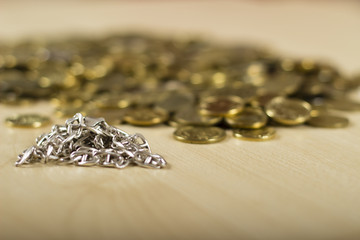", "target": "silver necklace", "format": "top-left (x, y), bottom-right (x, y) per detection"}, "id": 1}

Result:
top-left (15, 113), bottom-right (167, 169)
